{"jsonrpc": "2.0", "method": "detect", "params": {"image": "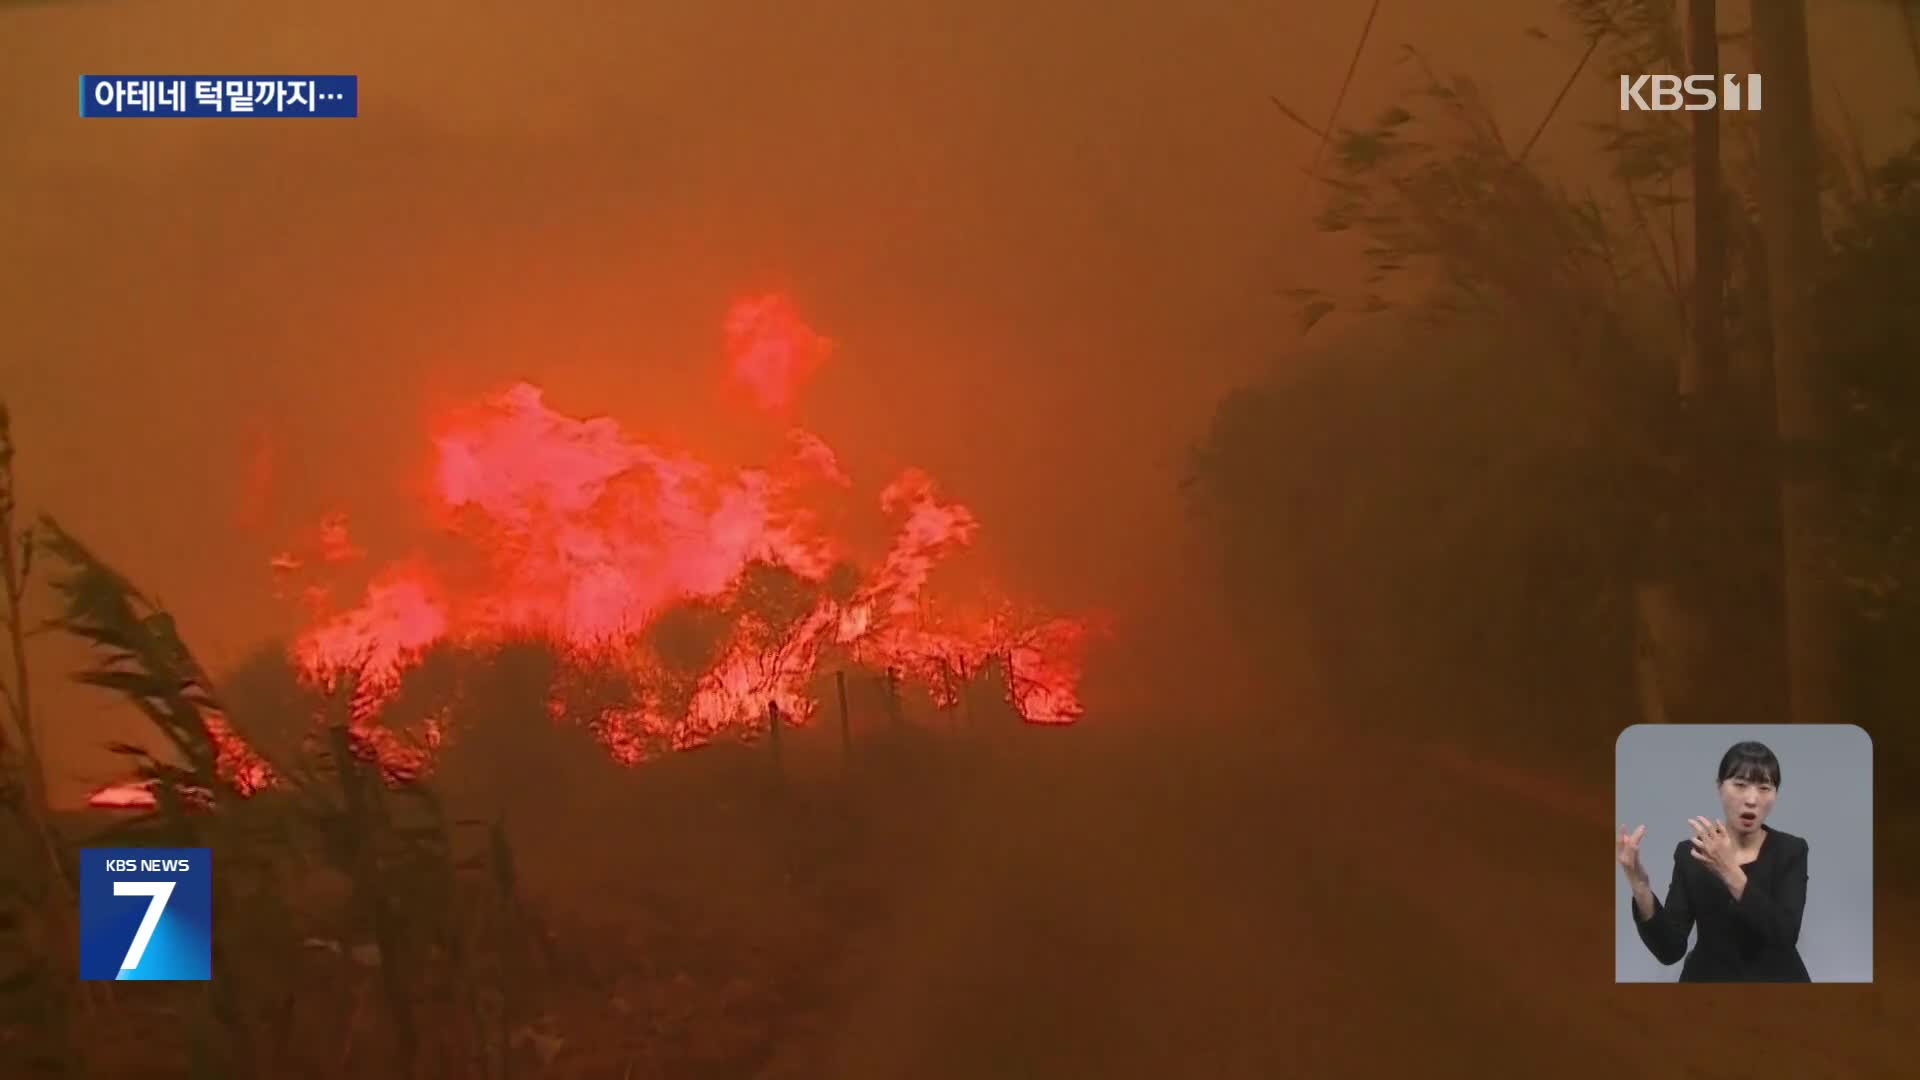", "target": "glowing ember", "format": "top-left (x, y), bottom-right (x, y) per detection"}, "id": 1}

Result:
top-left (248, 295), bottom-right (1090, 778)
